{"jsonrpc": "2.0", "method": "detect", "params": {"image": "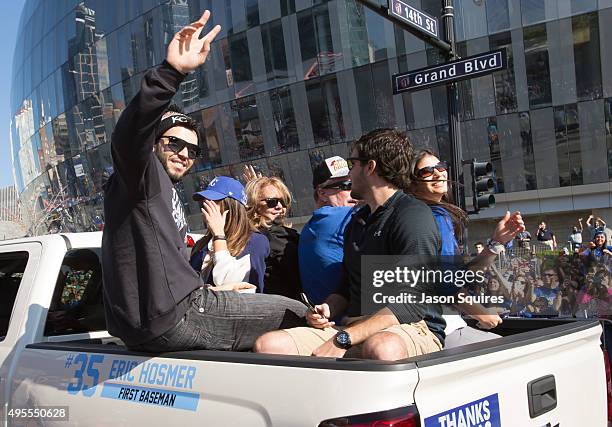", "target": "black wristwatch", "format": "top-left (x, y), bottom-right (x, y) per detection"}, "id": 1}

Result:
top-left (213, 234), bottom-right (227, 241)
top-left (333, 331), bottom-right (352, 349)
